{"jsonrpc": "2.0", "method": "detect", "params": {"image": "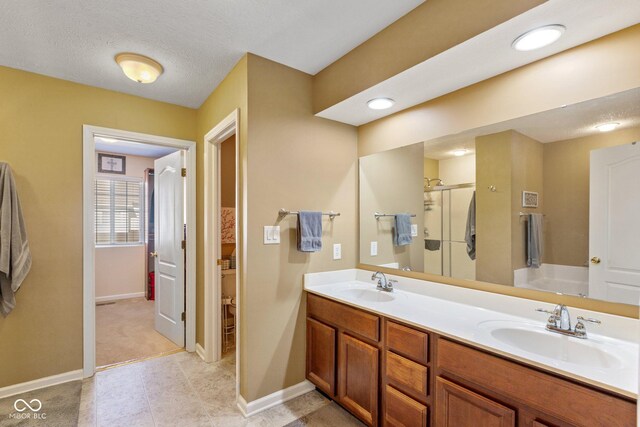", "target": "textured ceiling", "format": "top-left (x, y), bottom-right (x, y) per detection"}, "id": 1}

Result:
top-left (319, 0), bottom-right (640, 126)
top-left (0, 0), bottom-right (423, 108)
top-left (423, 87), bottom-right (640, 160)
